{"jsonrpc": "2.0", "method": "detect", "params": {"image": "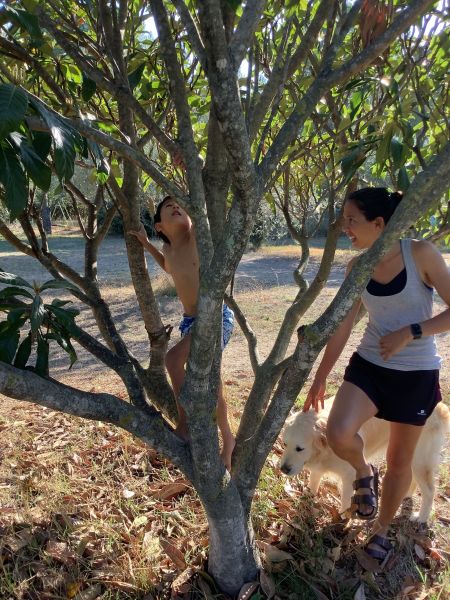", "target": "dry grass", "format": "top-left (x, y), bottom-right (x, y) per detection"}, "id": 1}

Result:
top-left (1, 239), bottom-right (449, 599)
